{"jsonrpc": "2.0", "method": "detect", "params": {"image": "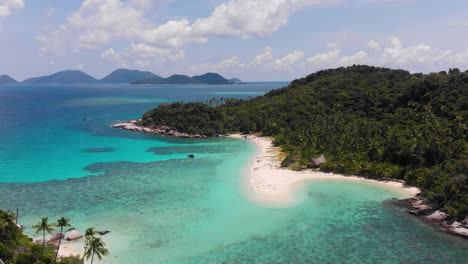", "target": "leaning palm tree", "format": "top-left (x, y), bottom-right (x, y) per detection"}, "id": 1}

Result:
top-left (54, 217), bottom-right (71, 263)
top-left (82, 227), bottom-right (96, 264)
top-left (33, 217), bottom-right (55, 255)
top-left (84, 237), bottom-right (109, 264)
